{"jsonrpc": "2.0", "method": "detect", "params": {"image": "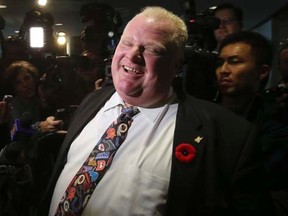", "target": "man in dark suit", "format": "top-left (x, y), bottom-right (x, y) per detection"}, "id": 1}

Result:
top-left (39, 6), bottom-right (274, 216)
top-left (214, 30), bottom-right (288, 216)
